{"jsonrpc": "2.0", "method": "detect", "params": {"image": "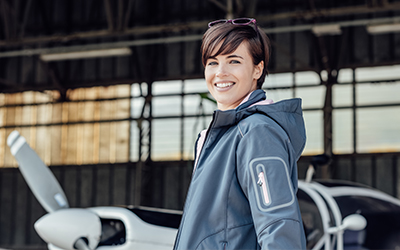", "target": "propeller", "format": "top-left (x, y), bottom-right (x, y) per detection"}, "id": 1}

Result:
top-left (7, 130), bottom-right (69, 212)
top-left (7, 131), bottom-right (101, 250)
